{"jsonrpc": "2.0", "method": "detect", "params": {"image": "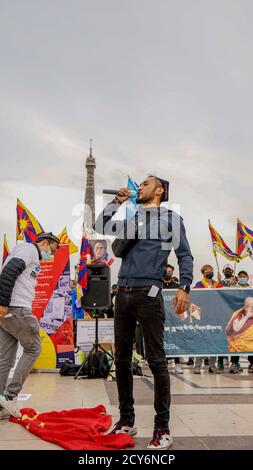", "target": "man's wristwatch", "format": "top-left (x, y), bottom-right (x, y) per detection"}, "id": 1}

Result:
top-left (179, 285), bottom-right (191, 294)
